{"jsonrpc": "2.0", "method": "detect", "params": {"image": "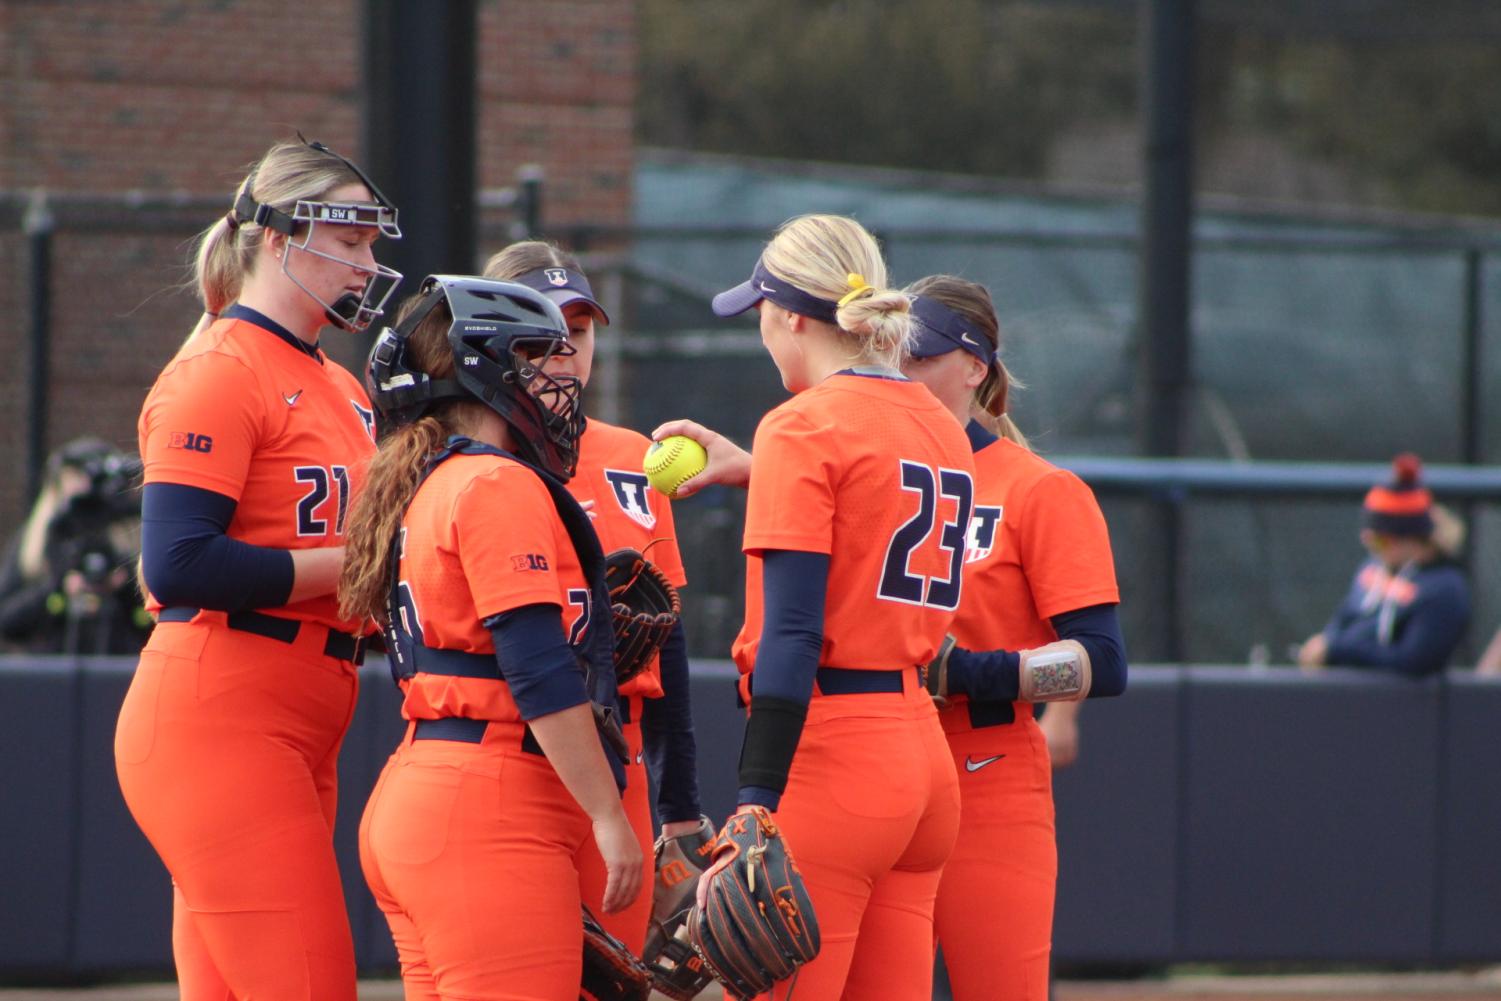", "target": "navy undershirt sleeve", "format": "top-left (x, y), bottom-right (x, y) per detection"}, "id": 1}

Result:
top-left (945, 603), bottom-right (1127, 701)
top-left (484, 603), bottom-right (591, 720)
top-left (140, 482), bottom-right (294, 611)
top-left (1052, 604), bottom-right (1128, 696)
top-left (736, 549), bottom-right (828, 811)
top-left (640, 619), bottom-right (703, 823)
